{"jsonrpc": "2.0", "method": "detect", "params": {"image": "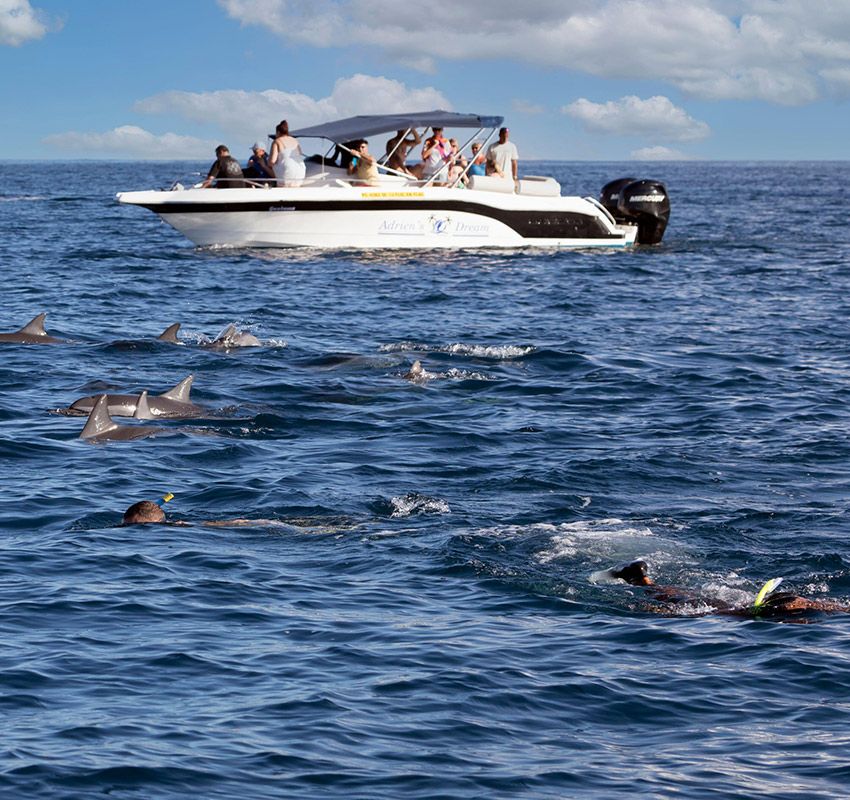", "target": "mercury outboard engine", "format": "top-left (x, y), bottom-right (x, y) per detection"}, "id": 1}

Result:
top-left (599, 177), bottom-right (637, 219)
top-left (599, 177), bottom-right (670, 245)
